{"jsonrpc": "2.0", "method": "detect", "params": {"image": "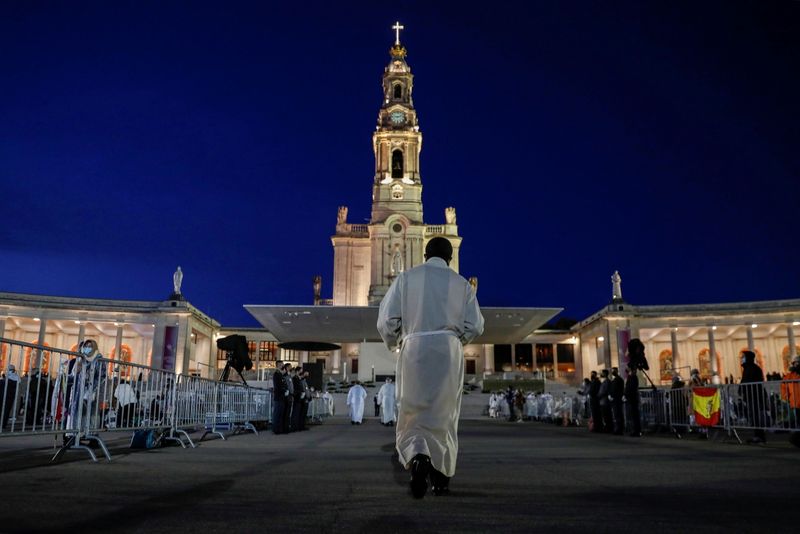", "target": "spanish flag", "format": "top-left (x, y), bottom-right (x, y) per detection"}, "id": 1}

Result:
top-left (692, 387), bottom-right (721, 426)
